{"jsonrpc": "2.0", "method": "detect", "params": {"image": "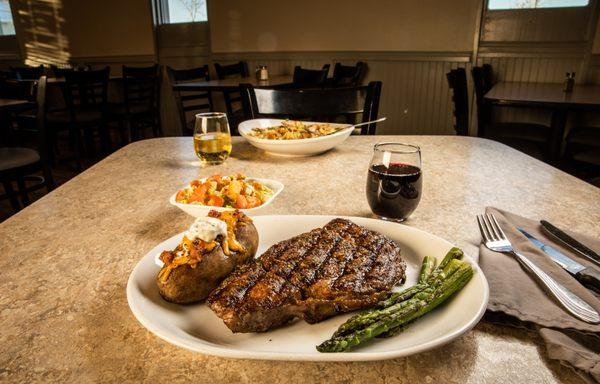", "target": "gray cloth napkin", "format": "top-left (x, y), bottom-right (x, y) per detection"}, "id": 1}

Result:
top-left (479, 207), bottom-right (600, 383)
